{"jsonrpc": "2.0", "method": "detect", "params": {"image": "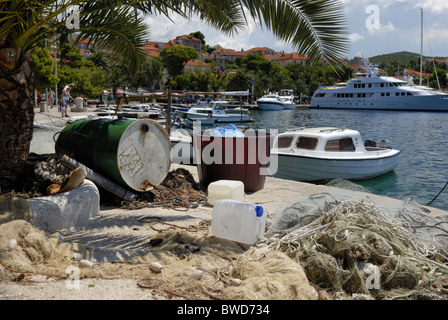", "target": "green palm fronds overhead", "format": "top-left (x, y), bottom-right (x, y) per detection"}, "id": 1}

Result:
top-left (1, 0), bottom-right (349, 72)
